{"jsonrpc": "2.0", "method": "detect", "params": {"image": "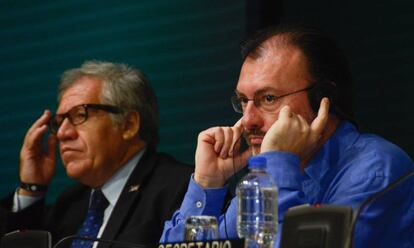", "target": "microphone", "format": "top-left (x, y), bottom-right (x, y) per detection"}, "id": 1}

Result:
top-left (53, 235), bottom-right (150, 248)
top-left (348, 169), bottom-right (414, 247)
top-left (280, 204), bottom-right (353, 248)
top-left (280, 169), bottom-right (414, 248)
top-left (0, 230), bottom-right (51, 248)
top-left (0, 230), bottom-right (151, 248)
